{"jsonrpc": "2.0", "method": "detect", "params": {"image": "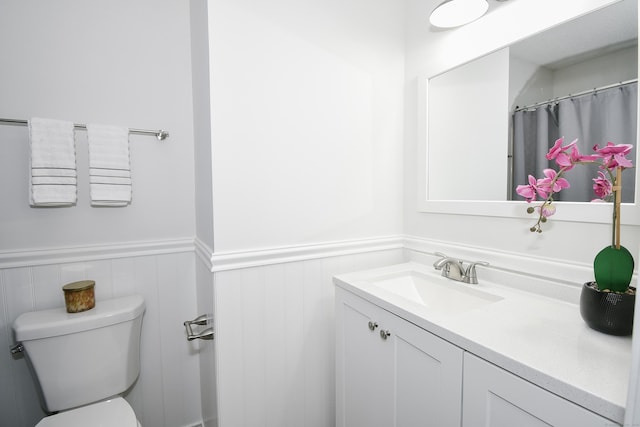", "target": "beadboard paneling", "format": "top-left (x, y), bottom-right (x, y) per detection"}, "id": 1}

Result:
top-left (212, 248), bottom-right (404, 427)
top-left (0, 251), bottom-right (203, 427)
